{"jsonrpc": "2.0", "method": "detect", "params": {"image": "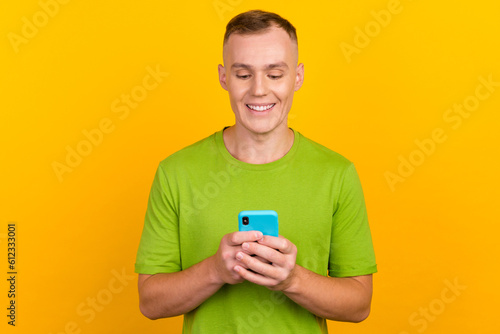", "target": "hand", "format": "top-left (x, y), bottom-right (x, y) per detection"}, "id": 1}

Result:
top-left (212, 231), bottom-right (264, 285)
top-left (233, 235), bottom-right (297, 291)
